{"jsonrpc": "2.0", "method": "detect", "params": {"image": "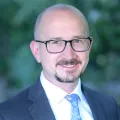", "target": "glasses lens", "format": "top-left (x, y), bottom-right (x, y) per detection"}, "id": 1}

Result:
top-left (47, 40), bottom-right (65, 53)
top-left (72, 38), bottom-right (90, 52)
